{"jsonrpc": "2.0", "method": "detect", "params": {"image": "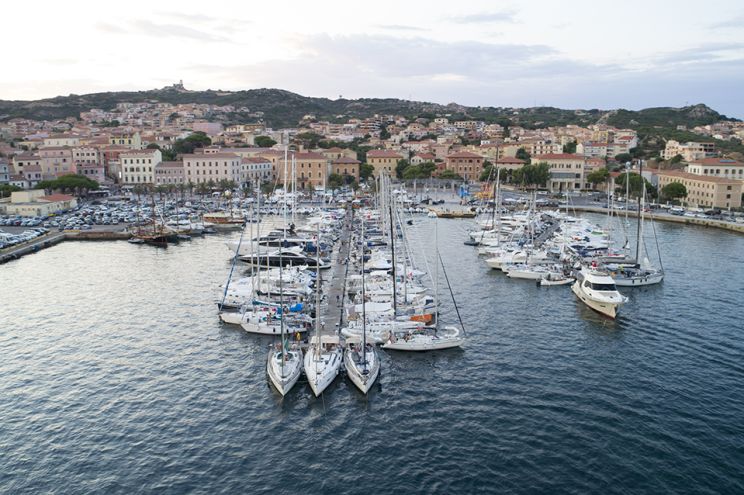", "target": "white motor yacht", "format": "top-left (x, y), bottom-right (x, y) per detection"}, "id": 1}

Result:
top-left (571, 267), bottom-right (628, 319)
